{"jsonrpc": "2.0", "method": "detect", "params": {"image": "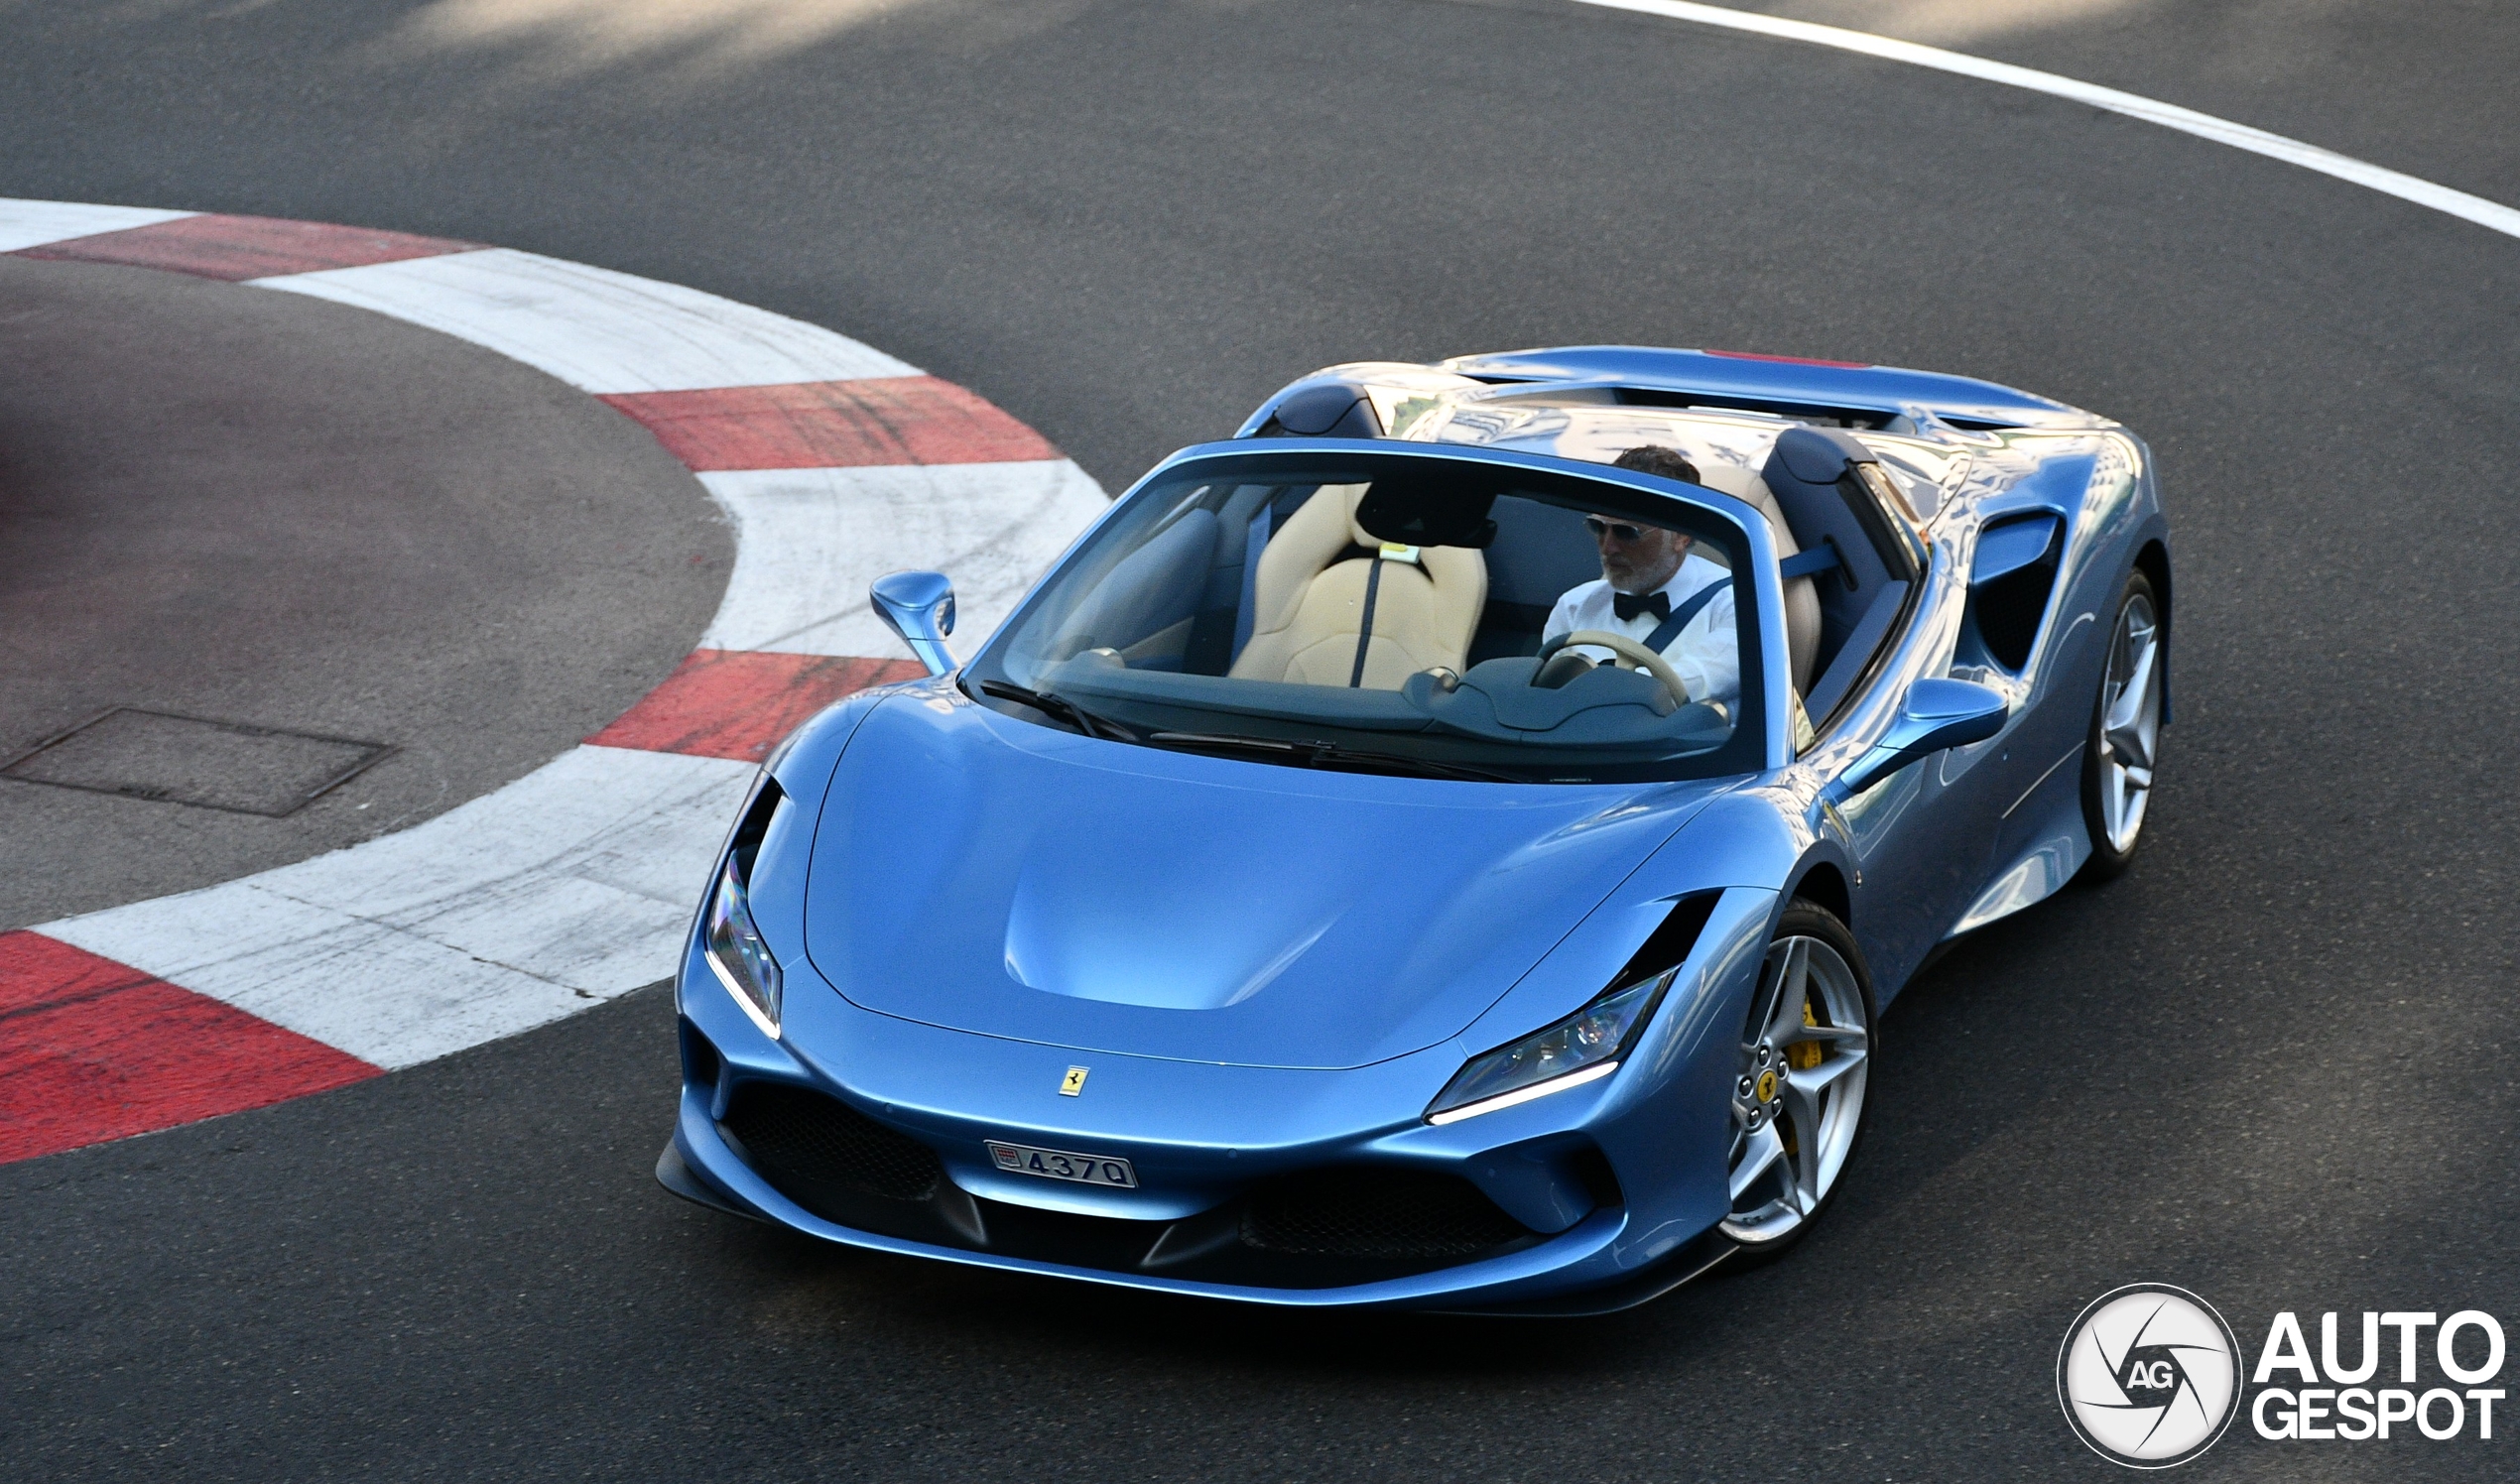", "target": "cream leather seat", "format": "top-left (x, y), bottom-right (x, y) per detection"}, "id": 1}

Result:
top-left (1229, 484), bottom-right (1488, 688)
top-left (1694, 464), bottom-right (1823, 695)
